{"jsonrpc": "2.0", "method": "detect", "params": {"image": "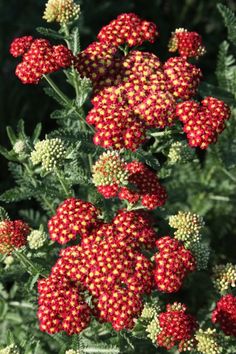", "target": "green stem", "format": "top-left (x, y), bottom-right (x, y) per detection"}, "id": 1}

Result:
top-left (209, 195), bottom-right (230, 202)
top-left (55, 168), bottom-right (71, 197)
top-left (149, 129), bottom-right (180, 137)
top-left (9, 301), bottom-right (35, 309)
top-left (14, 250), bottom-right (46, 277)
top-left (126, 204), bottom-right (147, 212)
top-left (43, 75), bottom-right (72, 106)
top-left (41, 195), bottom-right (55, 215)
top-left (220, 167), bottom-right (236, 183)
